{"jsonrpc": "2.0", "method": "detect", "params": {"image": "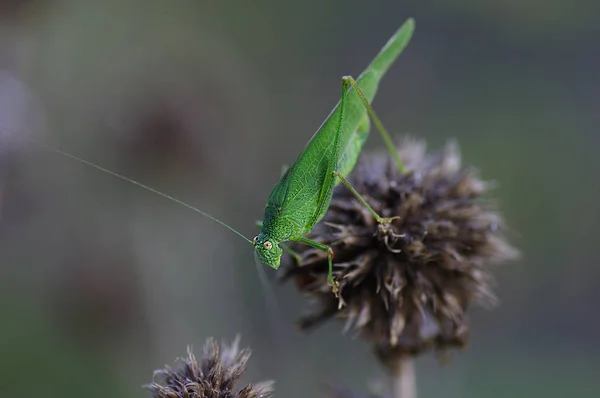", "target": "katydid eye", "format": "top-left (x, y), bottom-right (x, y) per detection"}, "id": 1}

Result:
top-left (252, 236), bottom-right (258, 245)
top-left (263, 241), bottom-right (273, 250)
